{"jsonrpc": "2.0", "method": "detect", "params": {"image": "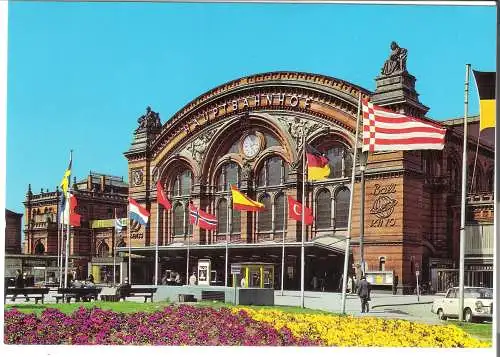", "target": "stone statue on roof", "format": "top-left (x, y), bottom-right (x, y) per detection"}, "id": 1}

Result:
top-left (381, 41), bottom-right (408, 76)
top-left (136, 106), bottom-right (162, 132)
